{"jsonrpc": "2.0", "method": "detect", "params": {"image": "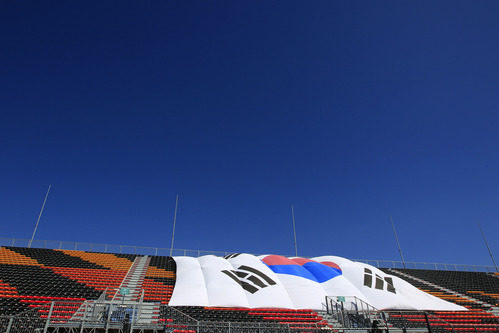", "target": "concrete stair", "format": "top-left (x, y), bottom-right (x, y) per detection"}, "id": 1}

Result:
top-left (111, 255), bottom-right (162, 325)
top-left (318, 310), bottom-right (345, 332)
top-left (71, 256), bottom-right (162, 325)
top-left (71, 299), bottom-right (107, 322)
top-left (135, 302), bottom-right (161, 325)
top-left (113, 255), bottom-right (150, 302)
